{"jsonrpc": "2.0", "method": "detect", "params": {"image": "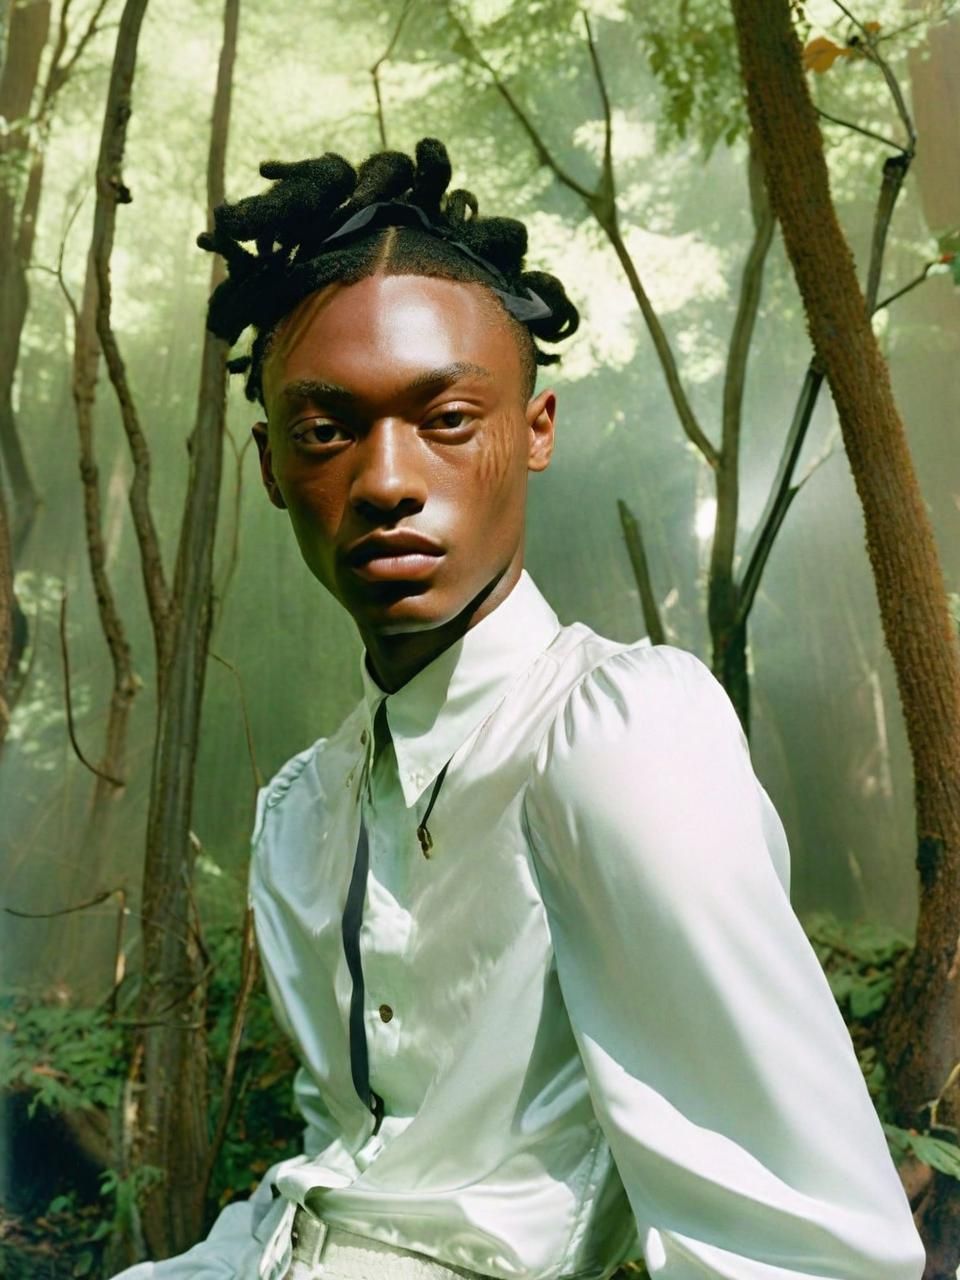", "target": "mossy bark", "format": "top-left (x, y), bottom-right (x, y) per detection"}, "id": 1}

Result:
top-left (730, 3), bottom-right (960, 1274)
